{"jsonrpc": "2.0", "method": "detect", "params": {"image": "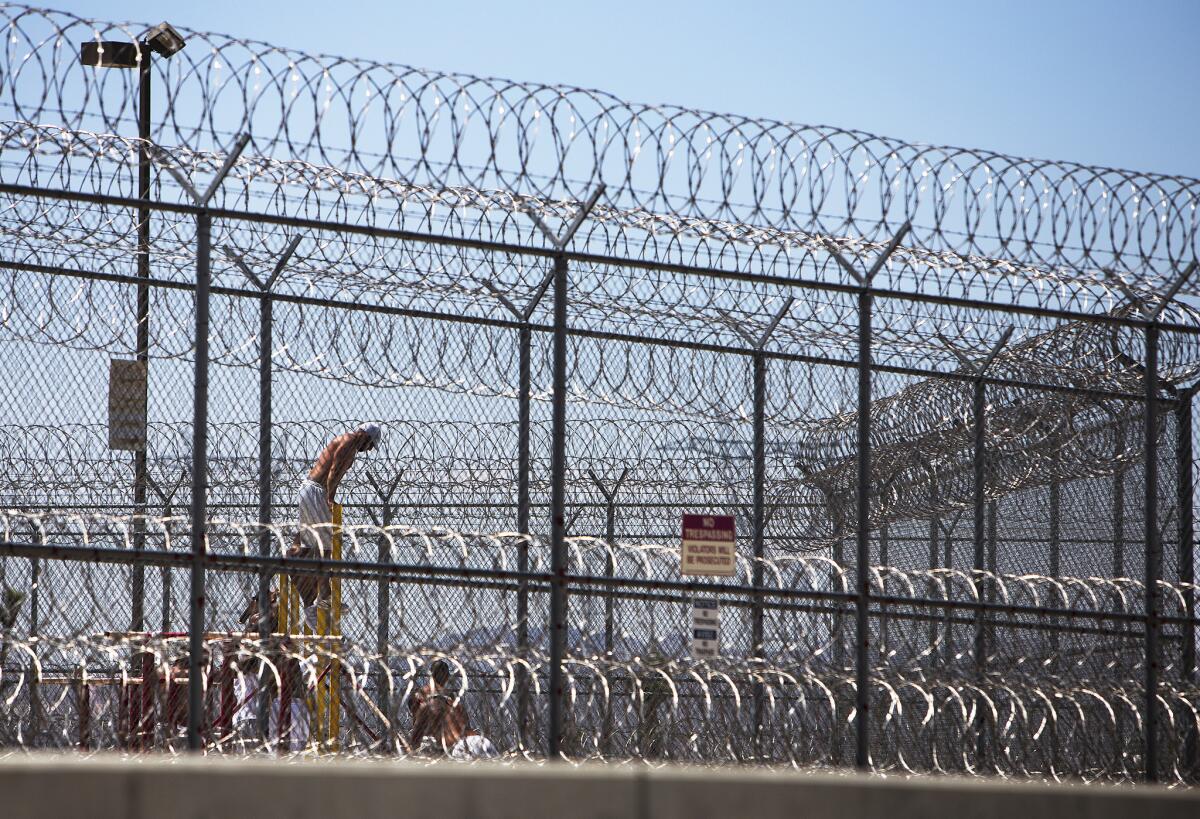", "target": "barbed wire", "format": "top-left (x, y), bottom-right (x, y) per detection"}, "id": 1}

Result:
top-left (0, 408), bottom-right (1185, 556)
top-left (5, 635), bottom-right (1196, 780)
top-left (0, 6), bottom-right (1198, 311)
top-left (1, 202), bottom-right (1199, 423)
top-left (0, 513), bottom-right (1193, 659)
top-left (10, 120), bottom-right (1194, 344)
top-left (0, 588), bottom-right (1196, 780)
